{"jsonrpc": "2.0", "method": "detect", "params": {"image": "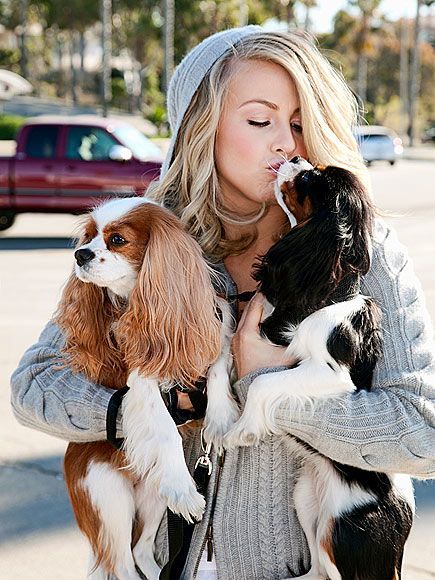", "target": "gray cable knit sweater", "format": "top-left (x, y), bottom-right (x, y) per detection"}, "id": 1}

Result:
top-left (10, 220), bottom-right (435, 579)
